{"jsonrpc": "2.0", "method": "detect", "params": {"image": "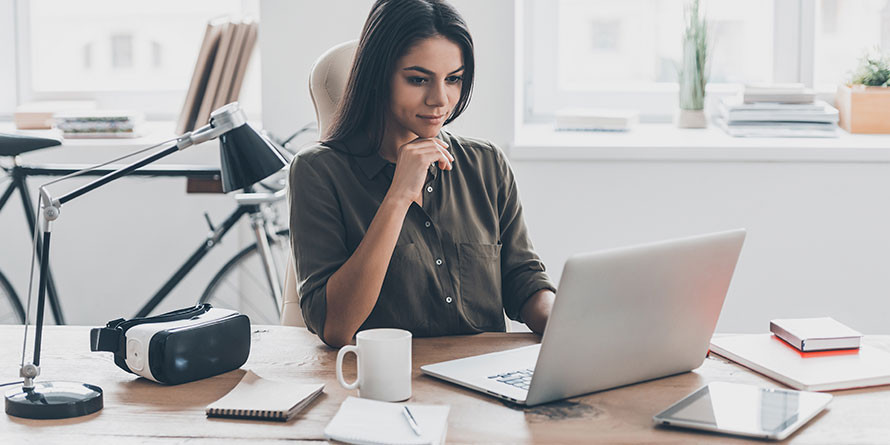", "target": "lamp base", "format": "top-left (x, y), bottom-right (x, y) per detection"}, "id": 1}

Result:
top-left (5, 381), bottom-right (103, 419)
